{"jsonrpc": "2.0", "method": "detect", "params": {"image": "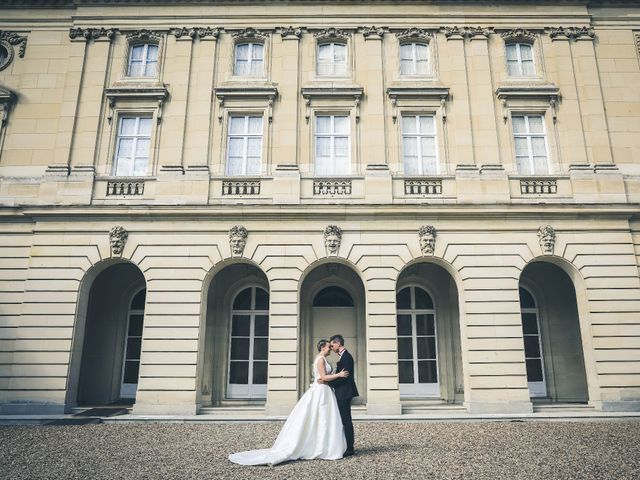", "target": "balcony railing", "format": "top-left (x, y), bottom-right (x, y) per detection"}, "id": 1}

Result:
top-left (222, 179), bottom-right (261, 195)
top-left (313, 179), bottom-right (352, 195)
top-left (106, 180), bottom-right (145, 196)
top-left (404, 178), bottom-right (442, 195)
top-left (520, 178), bottom-right (557, 194)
